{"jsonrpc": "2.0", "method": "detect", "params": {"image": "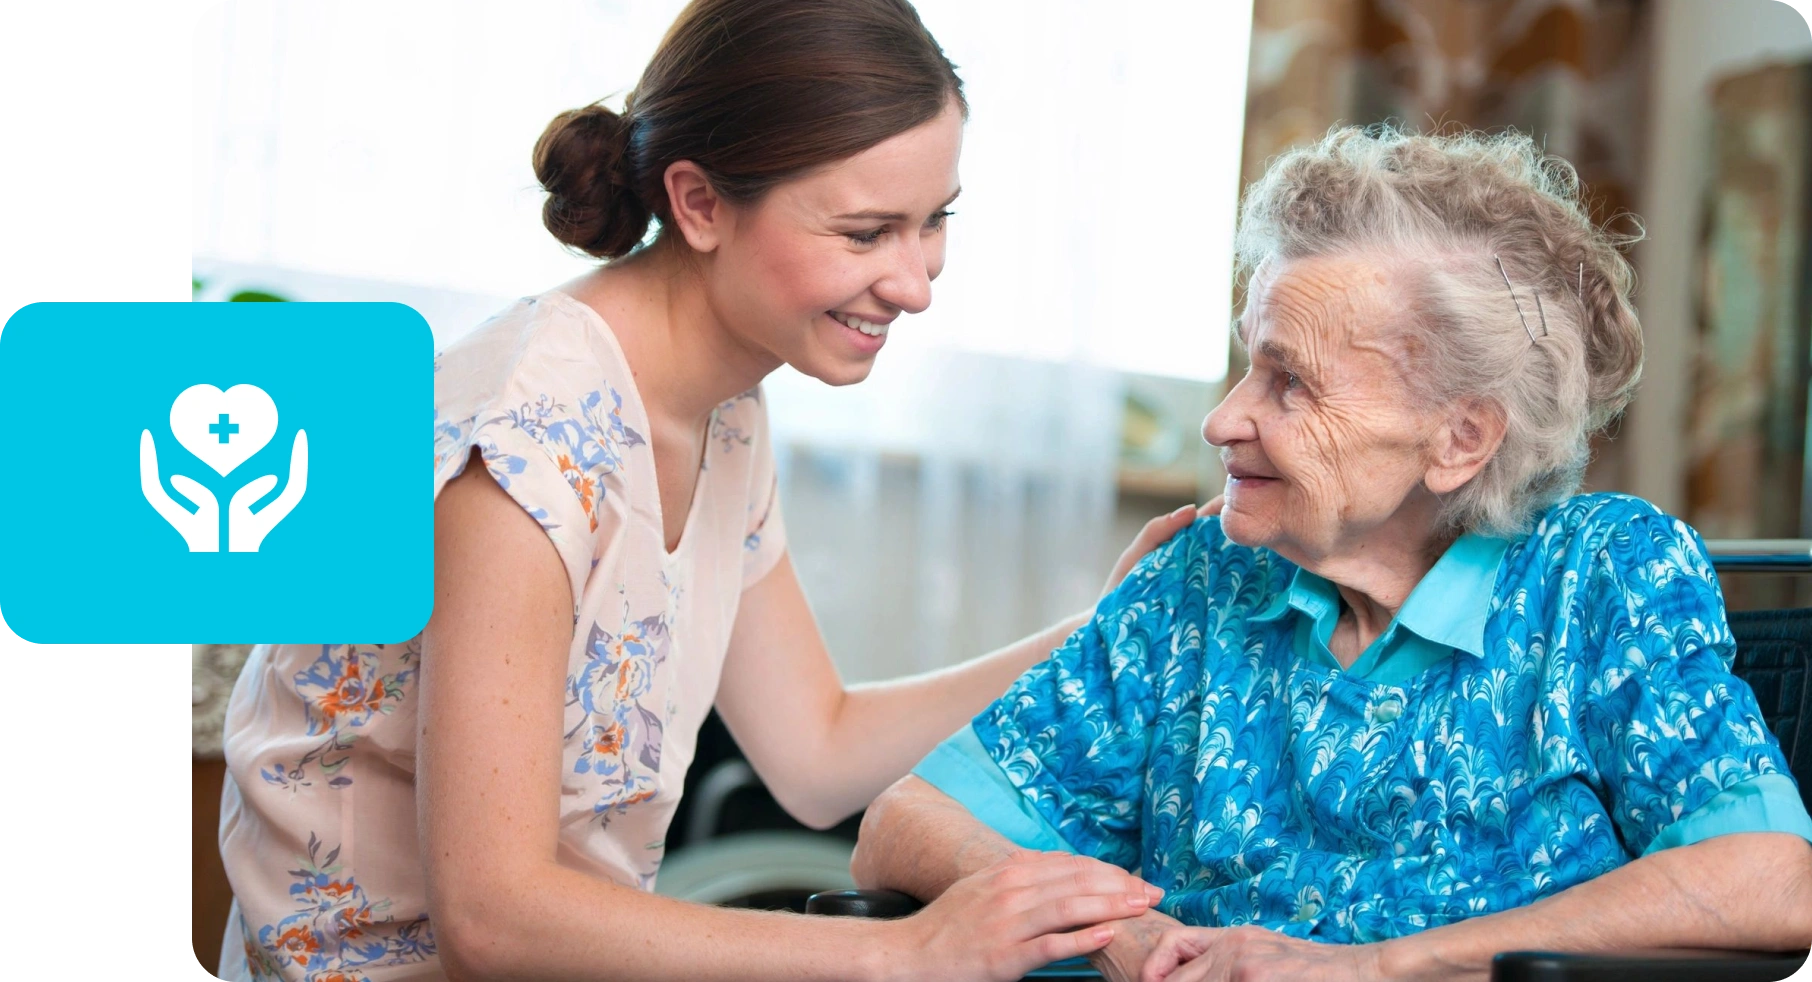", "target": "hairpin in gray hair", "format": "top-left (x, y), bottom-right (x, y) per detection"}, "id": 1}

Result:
top-left (1494, 255), bottom-right (1549, 344)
